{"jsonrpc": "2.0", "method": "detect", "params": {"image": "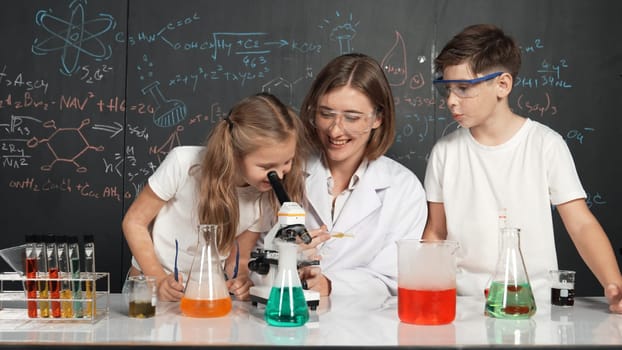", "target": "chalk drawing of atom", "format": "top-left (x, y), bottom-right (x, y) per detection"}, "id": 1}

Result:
top-left (31, 0), bottom-right (116, 76)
